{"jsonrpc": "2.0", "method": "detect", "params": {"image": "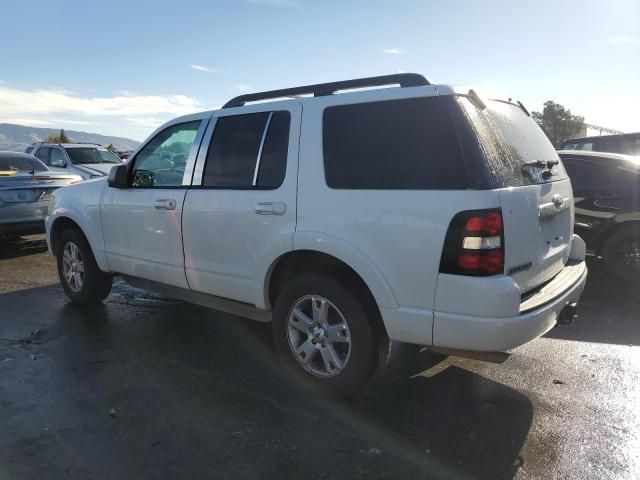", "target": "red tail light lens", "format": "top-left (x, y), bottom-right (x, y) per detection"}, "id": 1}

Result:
top-left (458, 250), bottom-right (504, 274)
top-left (440, 209), bottom-right (505, 276)
top-left (465, 211), bottom-right (502, 236)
